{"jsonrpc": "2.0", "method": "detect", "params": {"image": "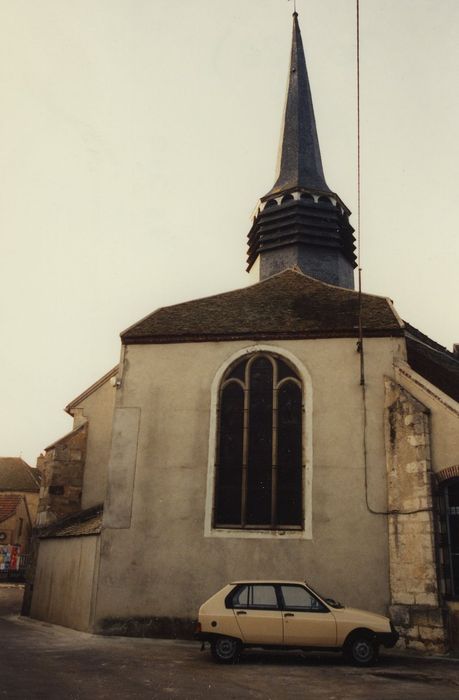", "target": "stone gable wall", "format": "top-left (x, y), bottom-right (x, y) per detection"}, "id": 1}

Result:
top-left (36, 423), bottom-right (88, 526)
top-left (384, 378), bottom-right (447, 653)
